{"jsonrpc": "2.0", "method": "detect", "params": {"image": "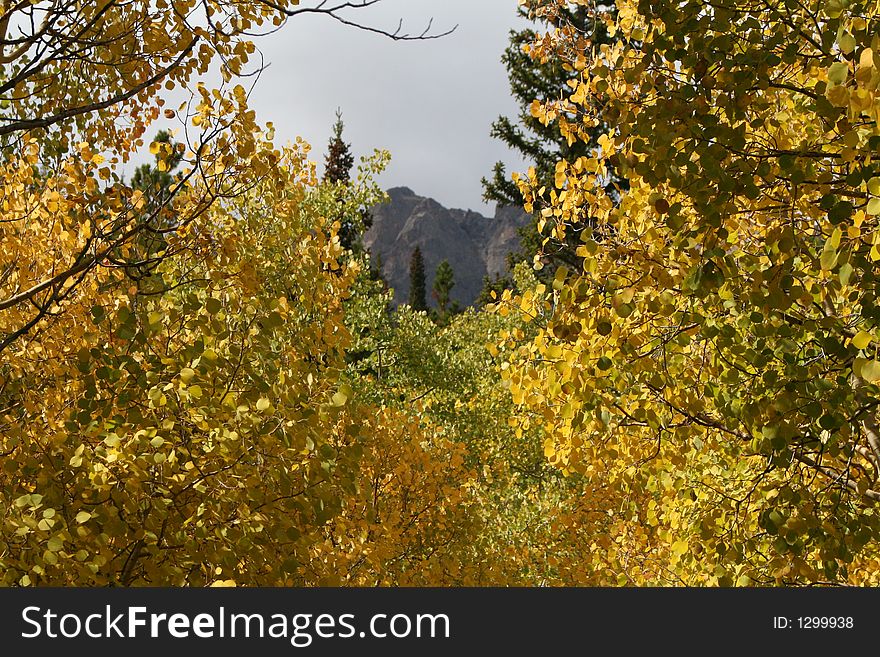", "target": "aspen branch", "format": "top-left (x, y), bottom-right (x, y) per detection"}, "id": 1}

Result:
top-left (0, 37), bottom-right (197, 136)
top-left (257, 0), bottom-right (457, 41)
